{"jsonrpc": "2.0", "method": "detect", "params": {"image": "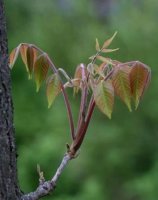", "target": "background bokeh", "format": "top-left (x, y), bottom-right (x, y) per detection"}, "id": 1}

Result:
top-left (6, 0), bottom-right (158, 199)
